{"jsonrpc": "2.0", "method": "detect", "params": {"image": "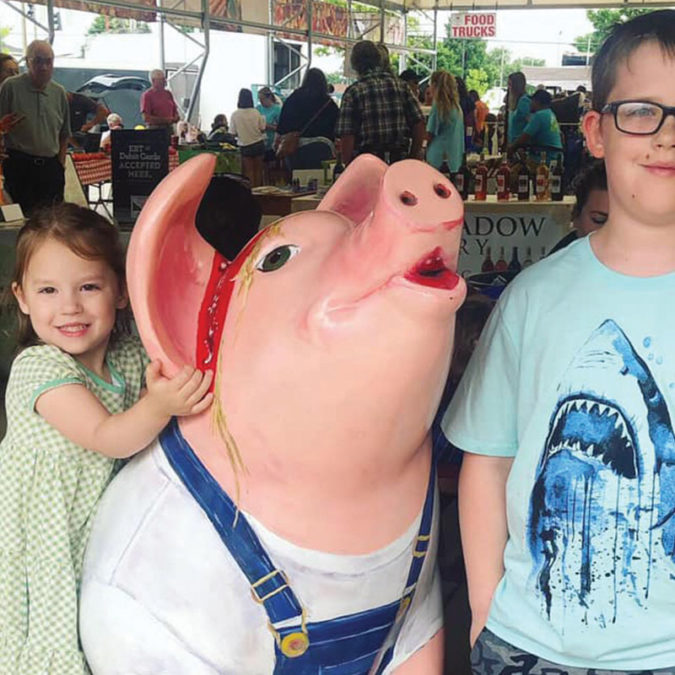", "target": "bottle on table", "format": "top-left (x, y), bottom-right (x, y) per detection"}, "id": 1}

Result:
top-left (481, 246), bottom-right (495, 272)
top-left (517, 163), bottom-right (530, 201)
top-left (494, 246), bottom-right (508, 272)
top-left (474, 152), bottom-right (488, 201)
top-left (550, 159), bottom-right (563, 201)
top-left (535, 152), bottom-right (550, 201)
top-left (452, 154), bottom-right (471, 200)
top-left (465, 125), bottom-right (474, 154)
top-left (496, 158), bottom-right (511, 201)
top-left (522, 246), bottom-right (534, 268)
top-left (507, 246), bottom-right (521, 274)
top-left (333, 154), bottom-right (345, 183)
top-left (539, 245), bottom-right (547, 260)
